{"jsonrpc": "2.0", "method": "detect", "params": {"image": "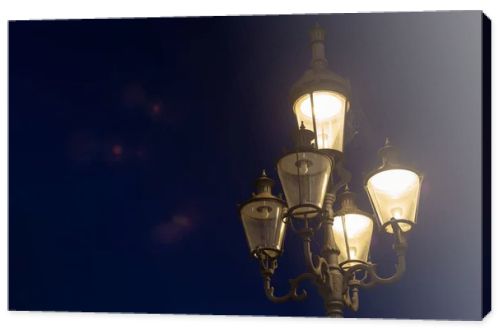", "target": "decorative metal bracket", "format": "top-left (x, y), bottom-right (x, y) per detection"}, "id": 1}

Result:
top-left (343, 220), bottom-right (408, 288)
top-left (343, 285), bottom-right (359, 312)
top-left (257, 189), bottom-right (410, 316)
top-left (258, 252), bottom-right (317, 303)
